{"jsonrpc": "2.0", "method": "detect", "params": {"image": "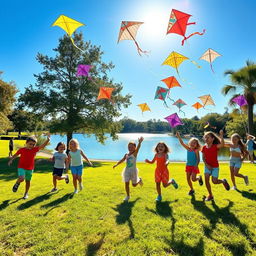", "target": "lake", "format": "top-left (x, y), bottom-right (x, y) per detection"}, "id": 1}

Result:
top-left (48, 133), bottom-right (230, 162)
